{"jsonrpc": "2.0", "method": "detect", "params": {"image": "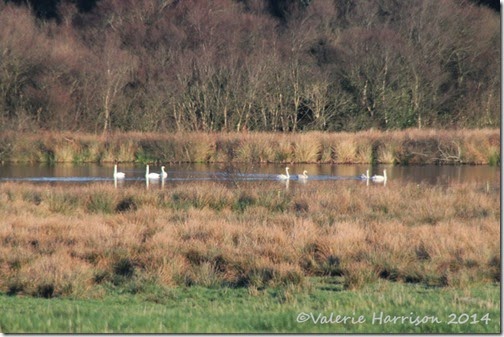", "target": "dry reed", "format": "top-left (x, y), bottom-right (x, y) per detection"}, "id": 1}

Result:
top-left (0, 129), bottom-right (498, 164)
top-left (0, 178), bottom-right (499, 298)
